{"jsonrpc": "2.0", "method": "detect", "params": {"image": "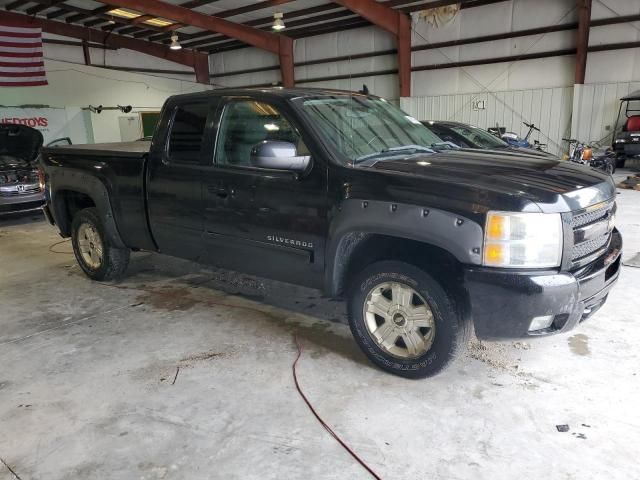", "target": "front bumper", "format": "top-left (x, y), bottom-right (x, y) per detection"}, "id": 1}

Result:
top-left (0, 192), bottom-right (45, 215)
top-left (614, 141), bottom-right (640, 157)
top-left (465, 228), bottom-right (622, 340)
